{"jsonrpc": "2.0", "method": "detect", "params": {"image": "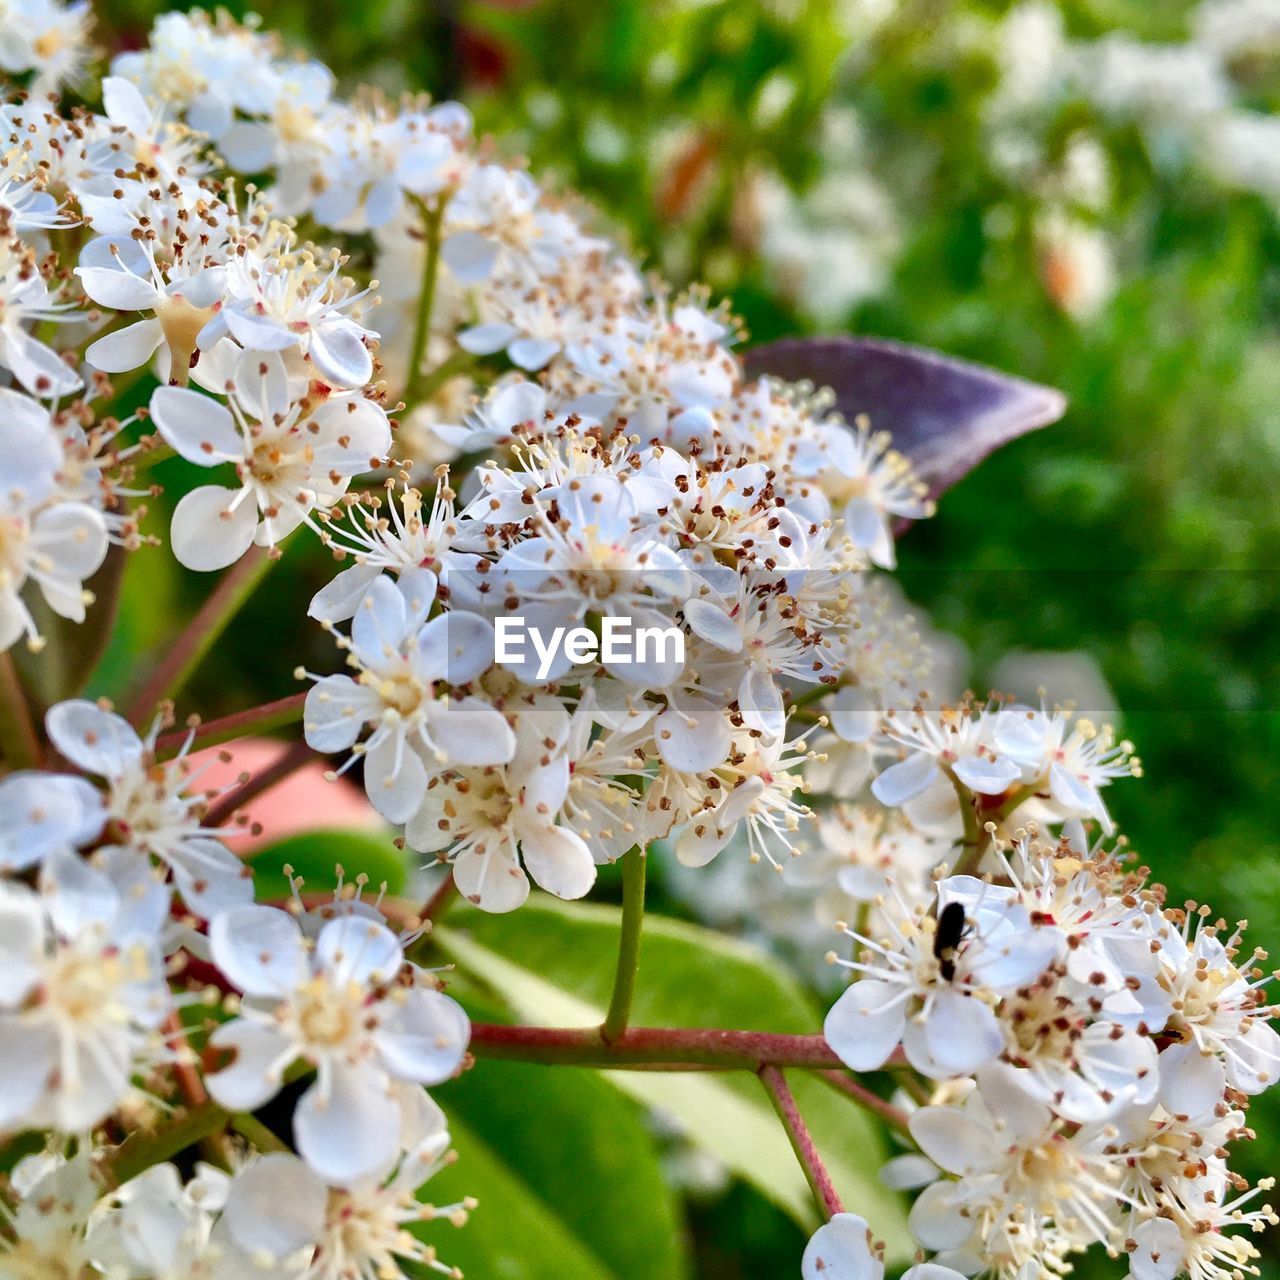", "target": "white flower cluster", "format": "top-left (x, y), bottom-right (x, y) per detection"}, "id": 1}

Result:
top-left (0, 697), bottom-right (474, 1277)
top-left (990, 0), bottom-right (1280, 204)
top-left (824, 833), bottom-right (1280, 1280)
top-left (0, 8), bottom-right (1275, 1280)
top-left (0, 1141), bottom-right (472, 1278)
